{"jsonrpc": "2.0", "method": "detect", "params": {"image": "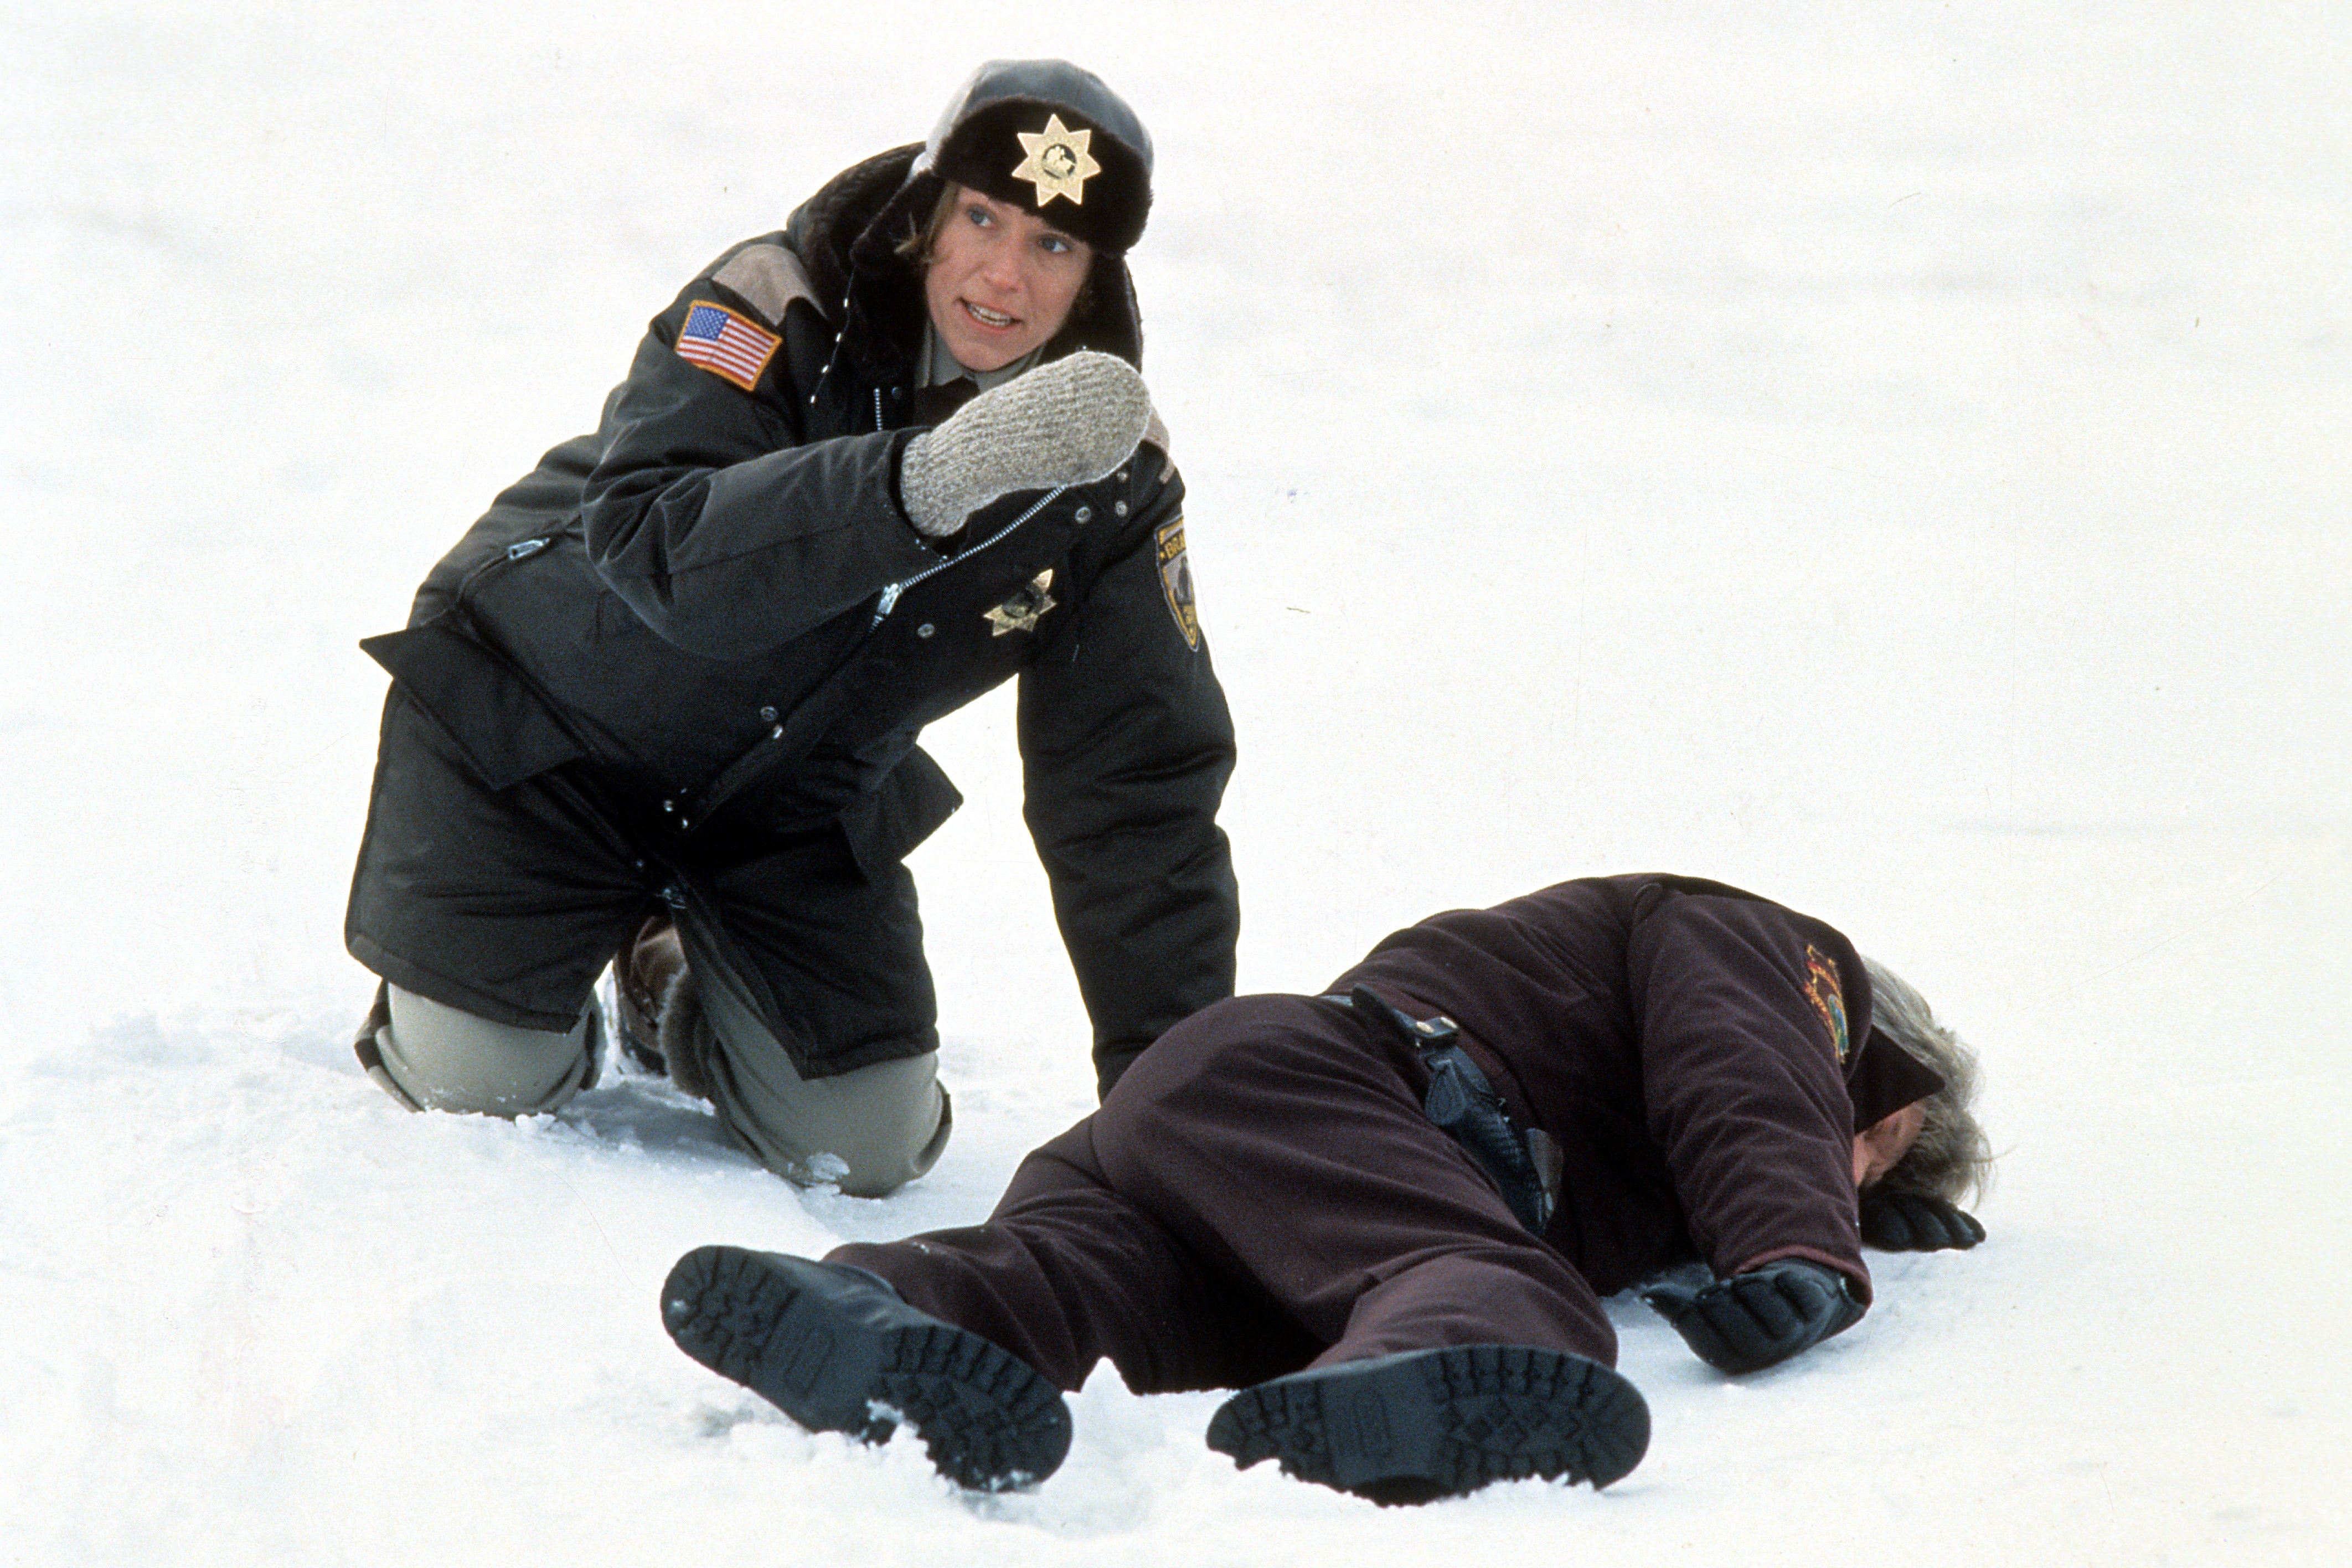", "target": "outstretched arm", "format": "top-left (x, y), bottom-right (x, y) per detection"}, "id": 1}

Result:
top-left (1624, 885), bottom-right (1875, 1371)
top-left (1017, 457), bottom-right (1238, 1096)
